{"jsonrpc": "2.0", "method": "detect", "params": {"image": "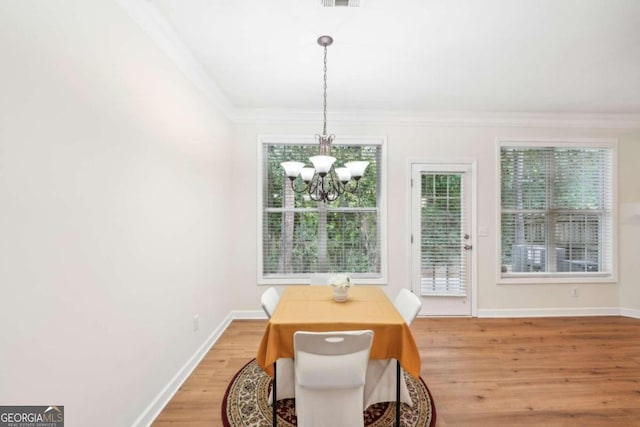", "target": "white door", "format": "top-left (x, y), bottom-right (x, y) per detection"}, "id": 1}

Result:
top-left (410, 163), bottom-right (474, 316)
